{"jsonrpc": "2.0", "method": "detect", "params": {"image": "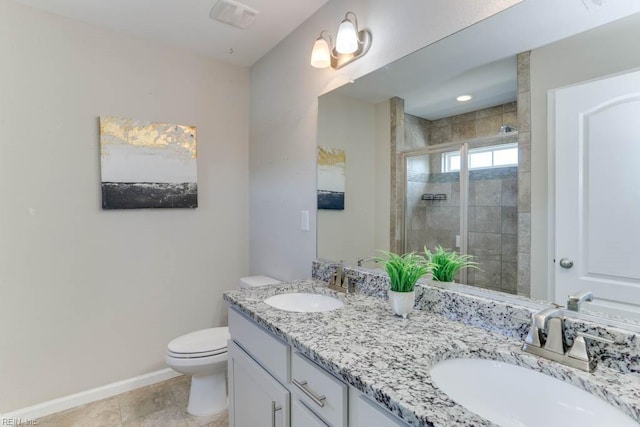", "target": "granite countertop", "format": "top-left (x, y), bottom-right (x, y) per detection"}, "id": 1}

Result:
top-left (224, 280), bottom-right (640, 427)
